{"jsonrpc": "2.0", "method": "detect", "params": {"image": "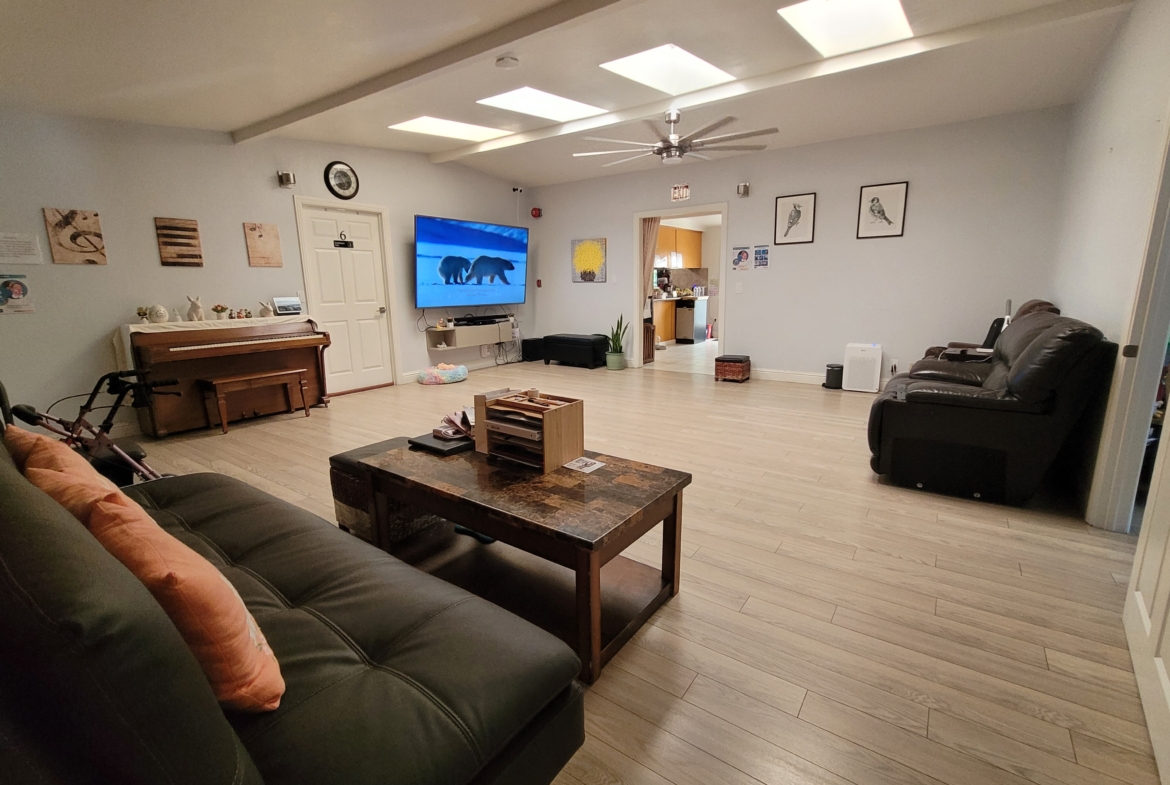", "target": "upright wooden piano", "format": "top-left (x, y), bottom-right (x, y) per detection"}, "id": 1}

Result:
top-left (128, 321), bottom-right (330, 437)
